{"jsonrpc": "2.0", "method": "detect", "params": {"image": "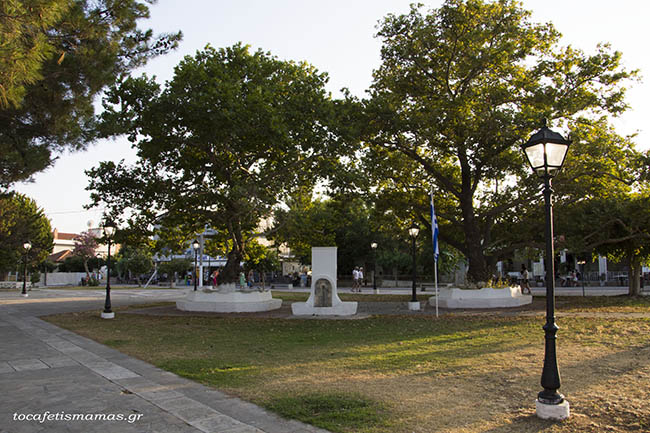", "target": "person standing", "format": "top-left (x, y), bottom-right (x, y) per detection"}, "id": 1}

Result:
top-left (520, 264), bottom-right (531, 294)
top-left (352, 267), bottom-right (359, 292)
